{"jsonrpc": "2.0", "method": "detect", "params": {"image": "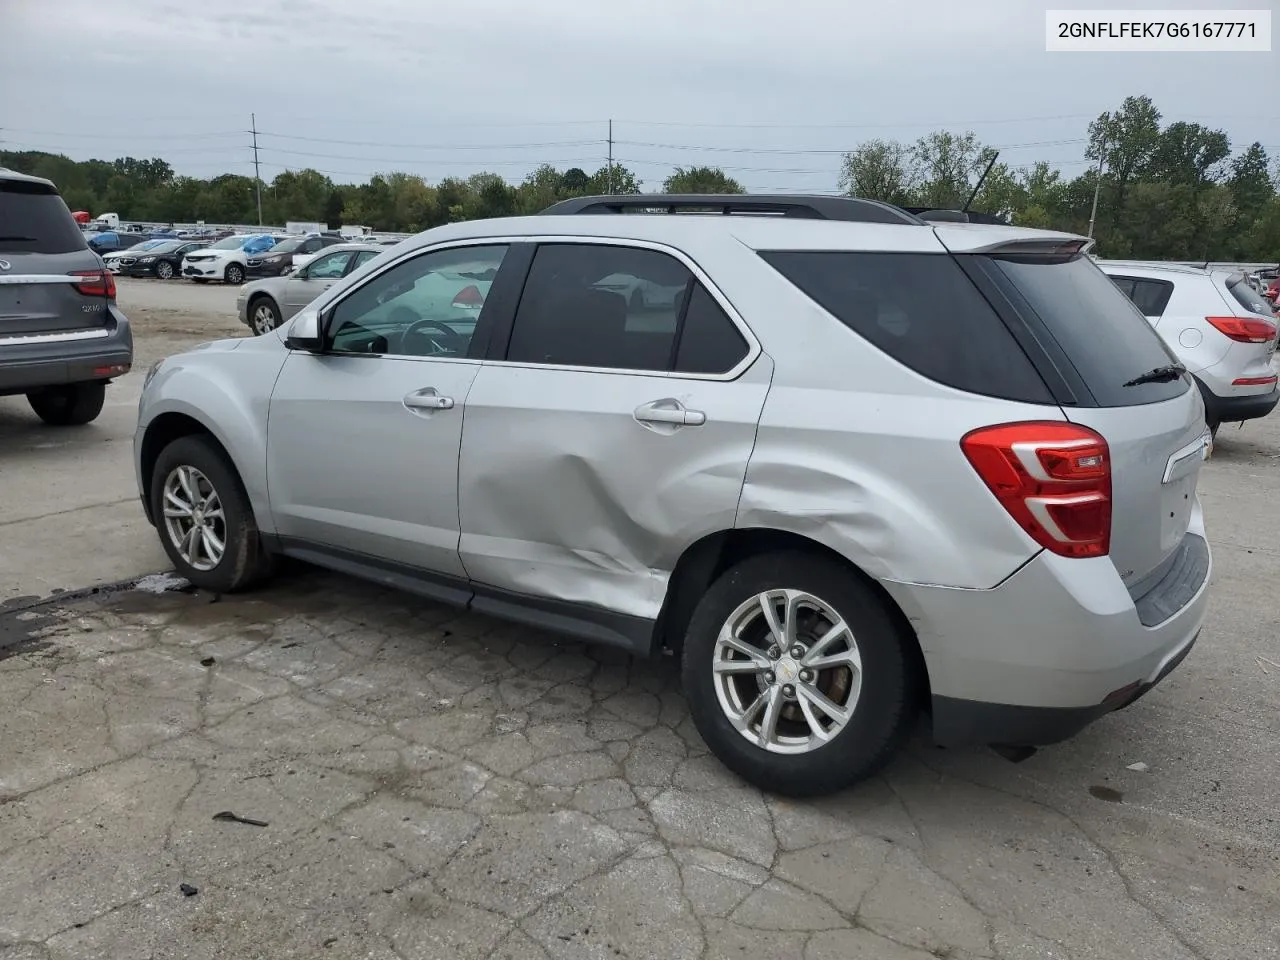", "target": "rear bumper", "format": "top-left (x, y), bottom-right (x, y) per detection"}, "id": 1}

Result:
top-left (0, 306), bottom-right (134, 396)
top-left (931, 629), bottom-right (1199, 747)
top-left (881, 510), bottom-right (1211, 748)
top-left (1195, 376), bottom-right (1278, 425)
